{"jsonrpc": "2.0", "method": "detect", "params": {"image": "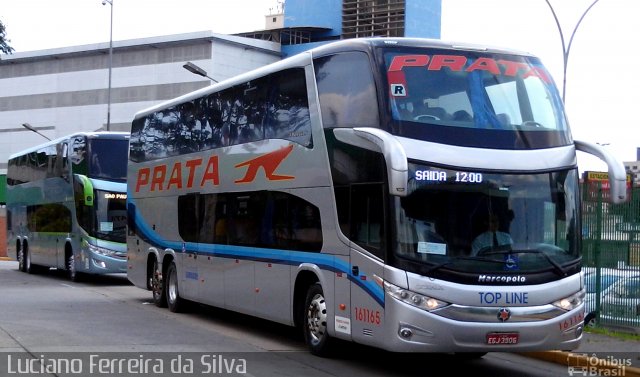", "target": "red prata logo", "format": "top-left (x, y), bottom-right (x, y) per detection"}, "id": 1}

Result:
top-left (387, 54), bottom-right (551, 83)
top-left (134, 145), bottom-right (295, 193)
